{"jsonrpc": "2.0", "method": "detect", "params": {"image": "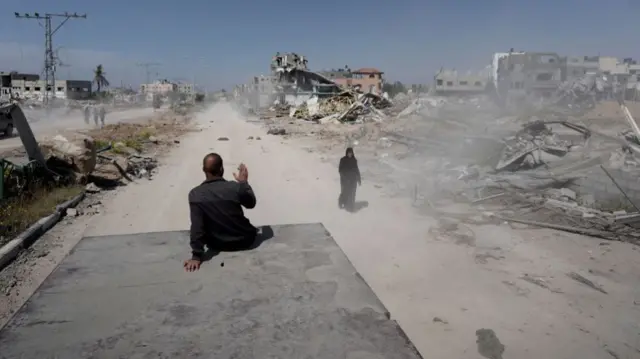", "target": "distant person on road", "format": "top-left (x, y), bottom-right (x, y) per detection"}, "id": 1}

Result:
top-left (83, 104), bottom-right (91, 124)
top-left (92, 105), bottom-right (100, 127)
top-left (99, 105), bottom-right (106, 127)
top-left (184, 153), bottom-right (257, 272)
top-left (338, 147), bottom-right (361, 211)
